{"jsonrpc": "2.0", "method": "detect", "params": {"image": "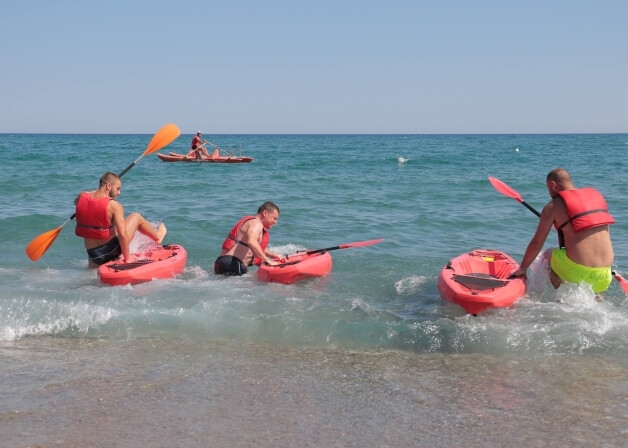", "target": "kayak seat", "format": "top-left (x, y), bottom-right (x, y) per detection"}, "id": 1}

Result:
top-left (105, 250), bottom-right (179, 272)
top-left (106, 259), bottom-right (155, 272)
top-left (452, 273), bottom-right (508, 290)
